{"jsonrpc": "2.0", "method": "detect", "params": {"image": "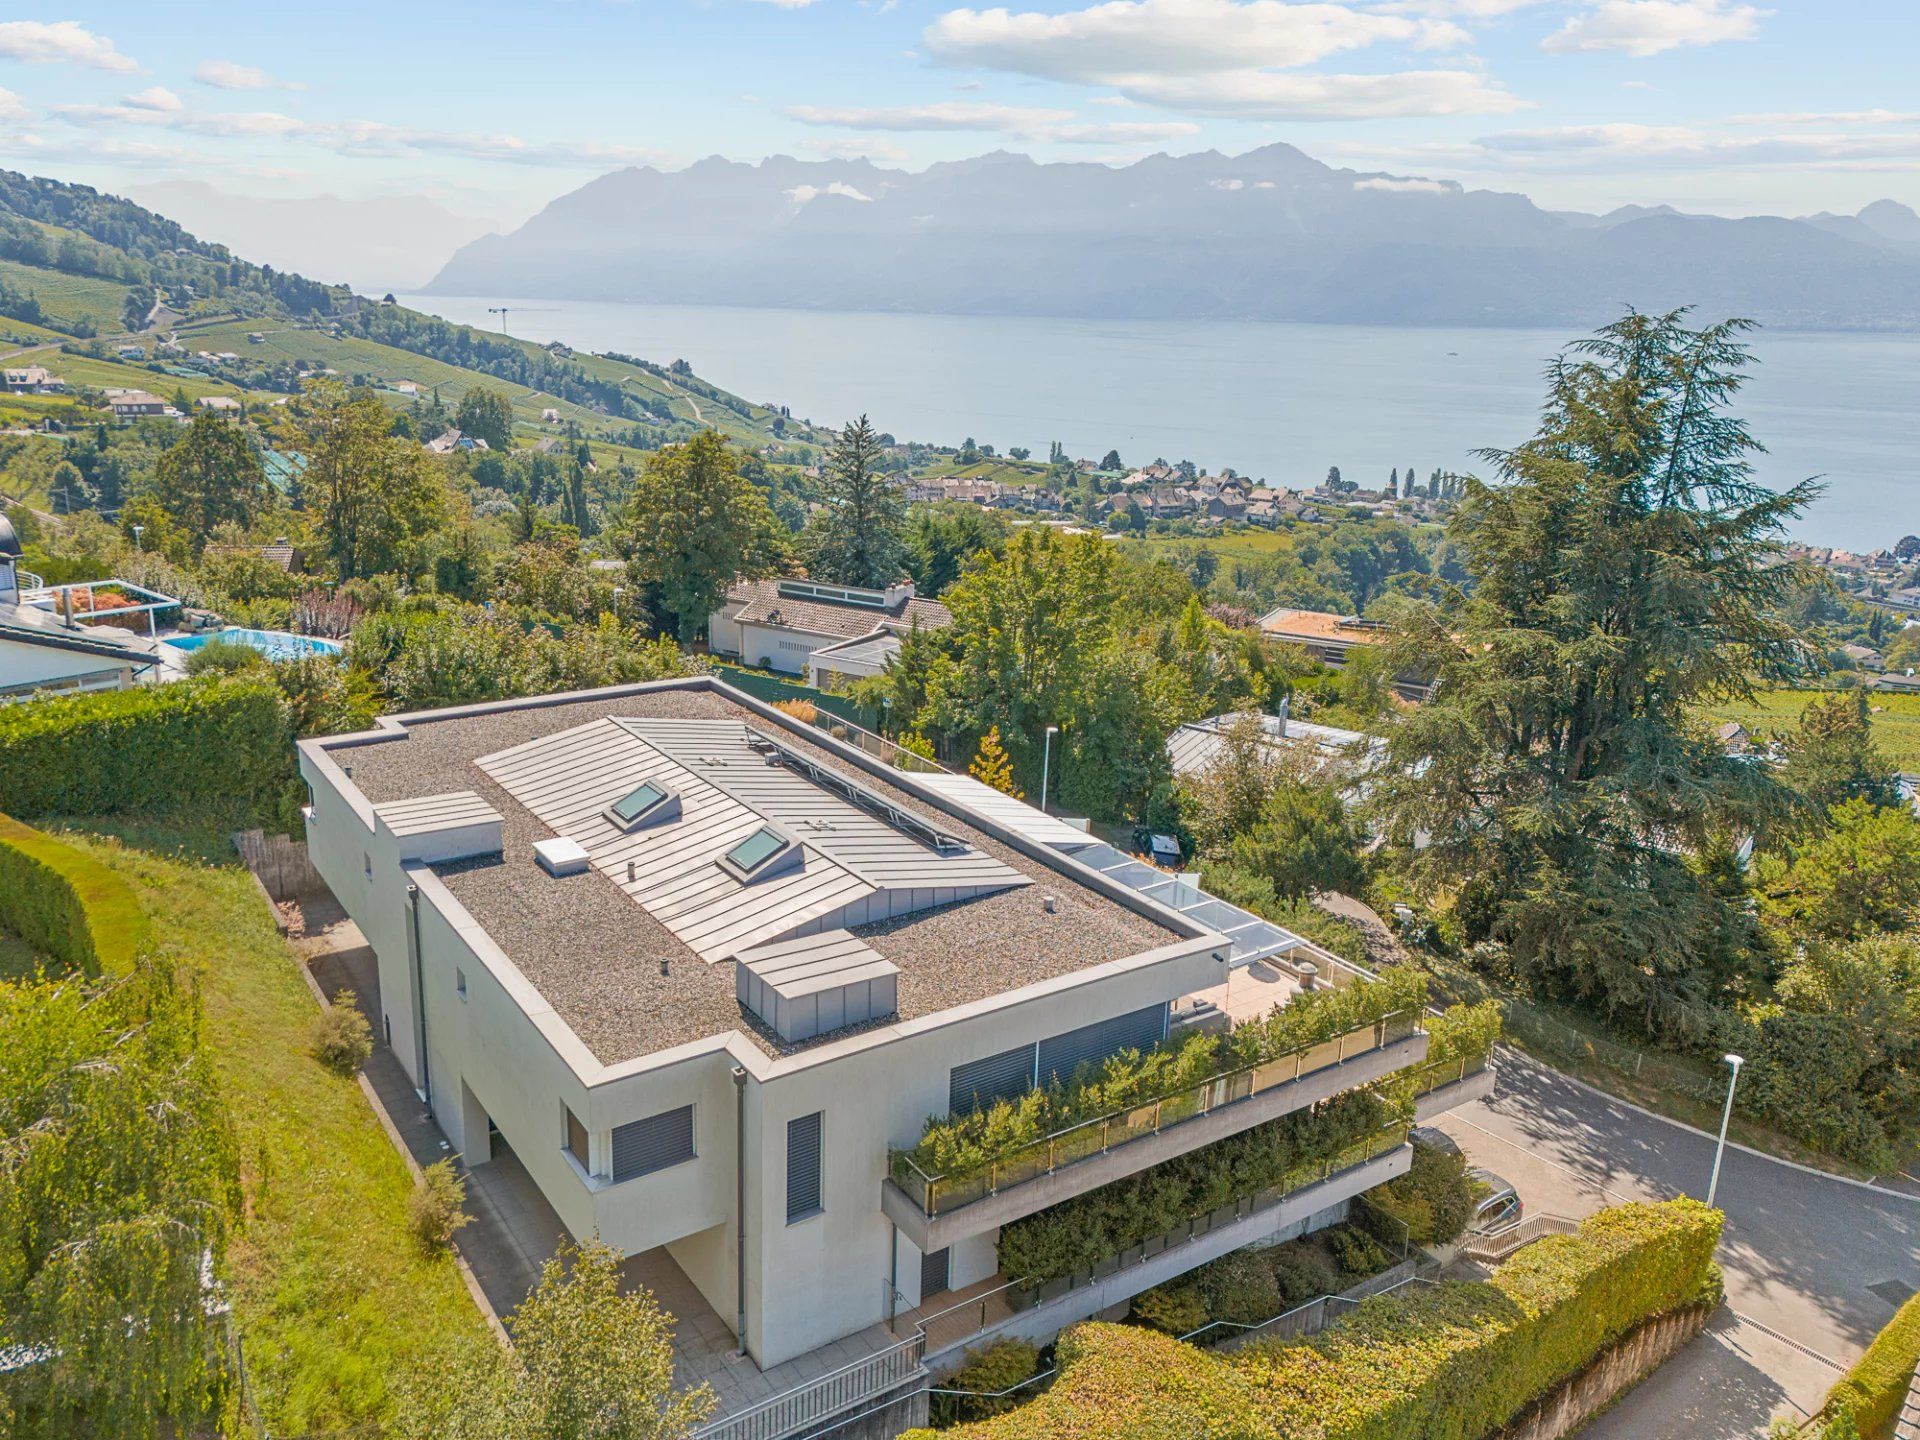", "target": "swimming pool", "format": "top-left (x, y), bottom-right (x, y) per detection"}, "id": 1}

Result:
top-left (164, 627), bottom-right (345, 660)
